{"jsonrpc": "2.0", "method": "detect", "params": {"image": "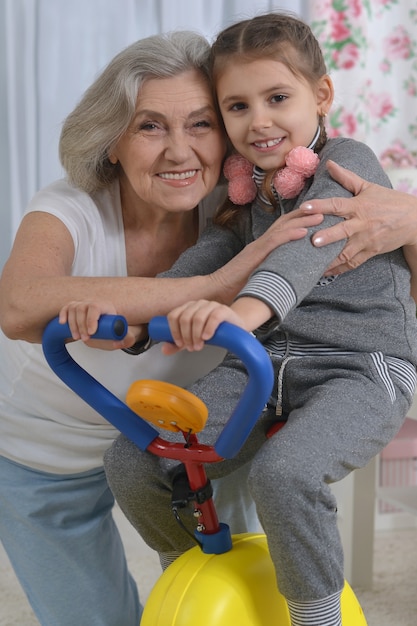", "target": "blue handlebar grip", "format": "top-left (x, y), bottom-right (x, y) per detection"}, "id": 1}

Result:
top-left (149, 316), bottom-right (274, 459)
top-left (42, 316), bottom-right (159, 450)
